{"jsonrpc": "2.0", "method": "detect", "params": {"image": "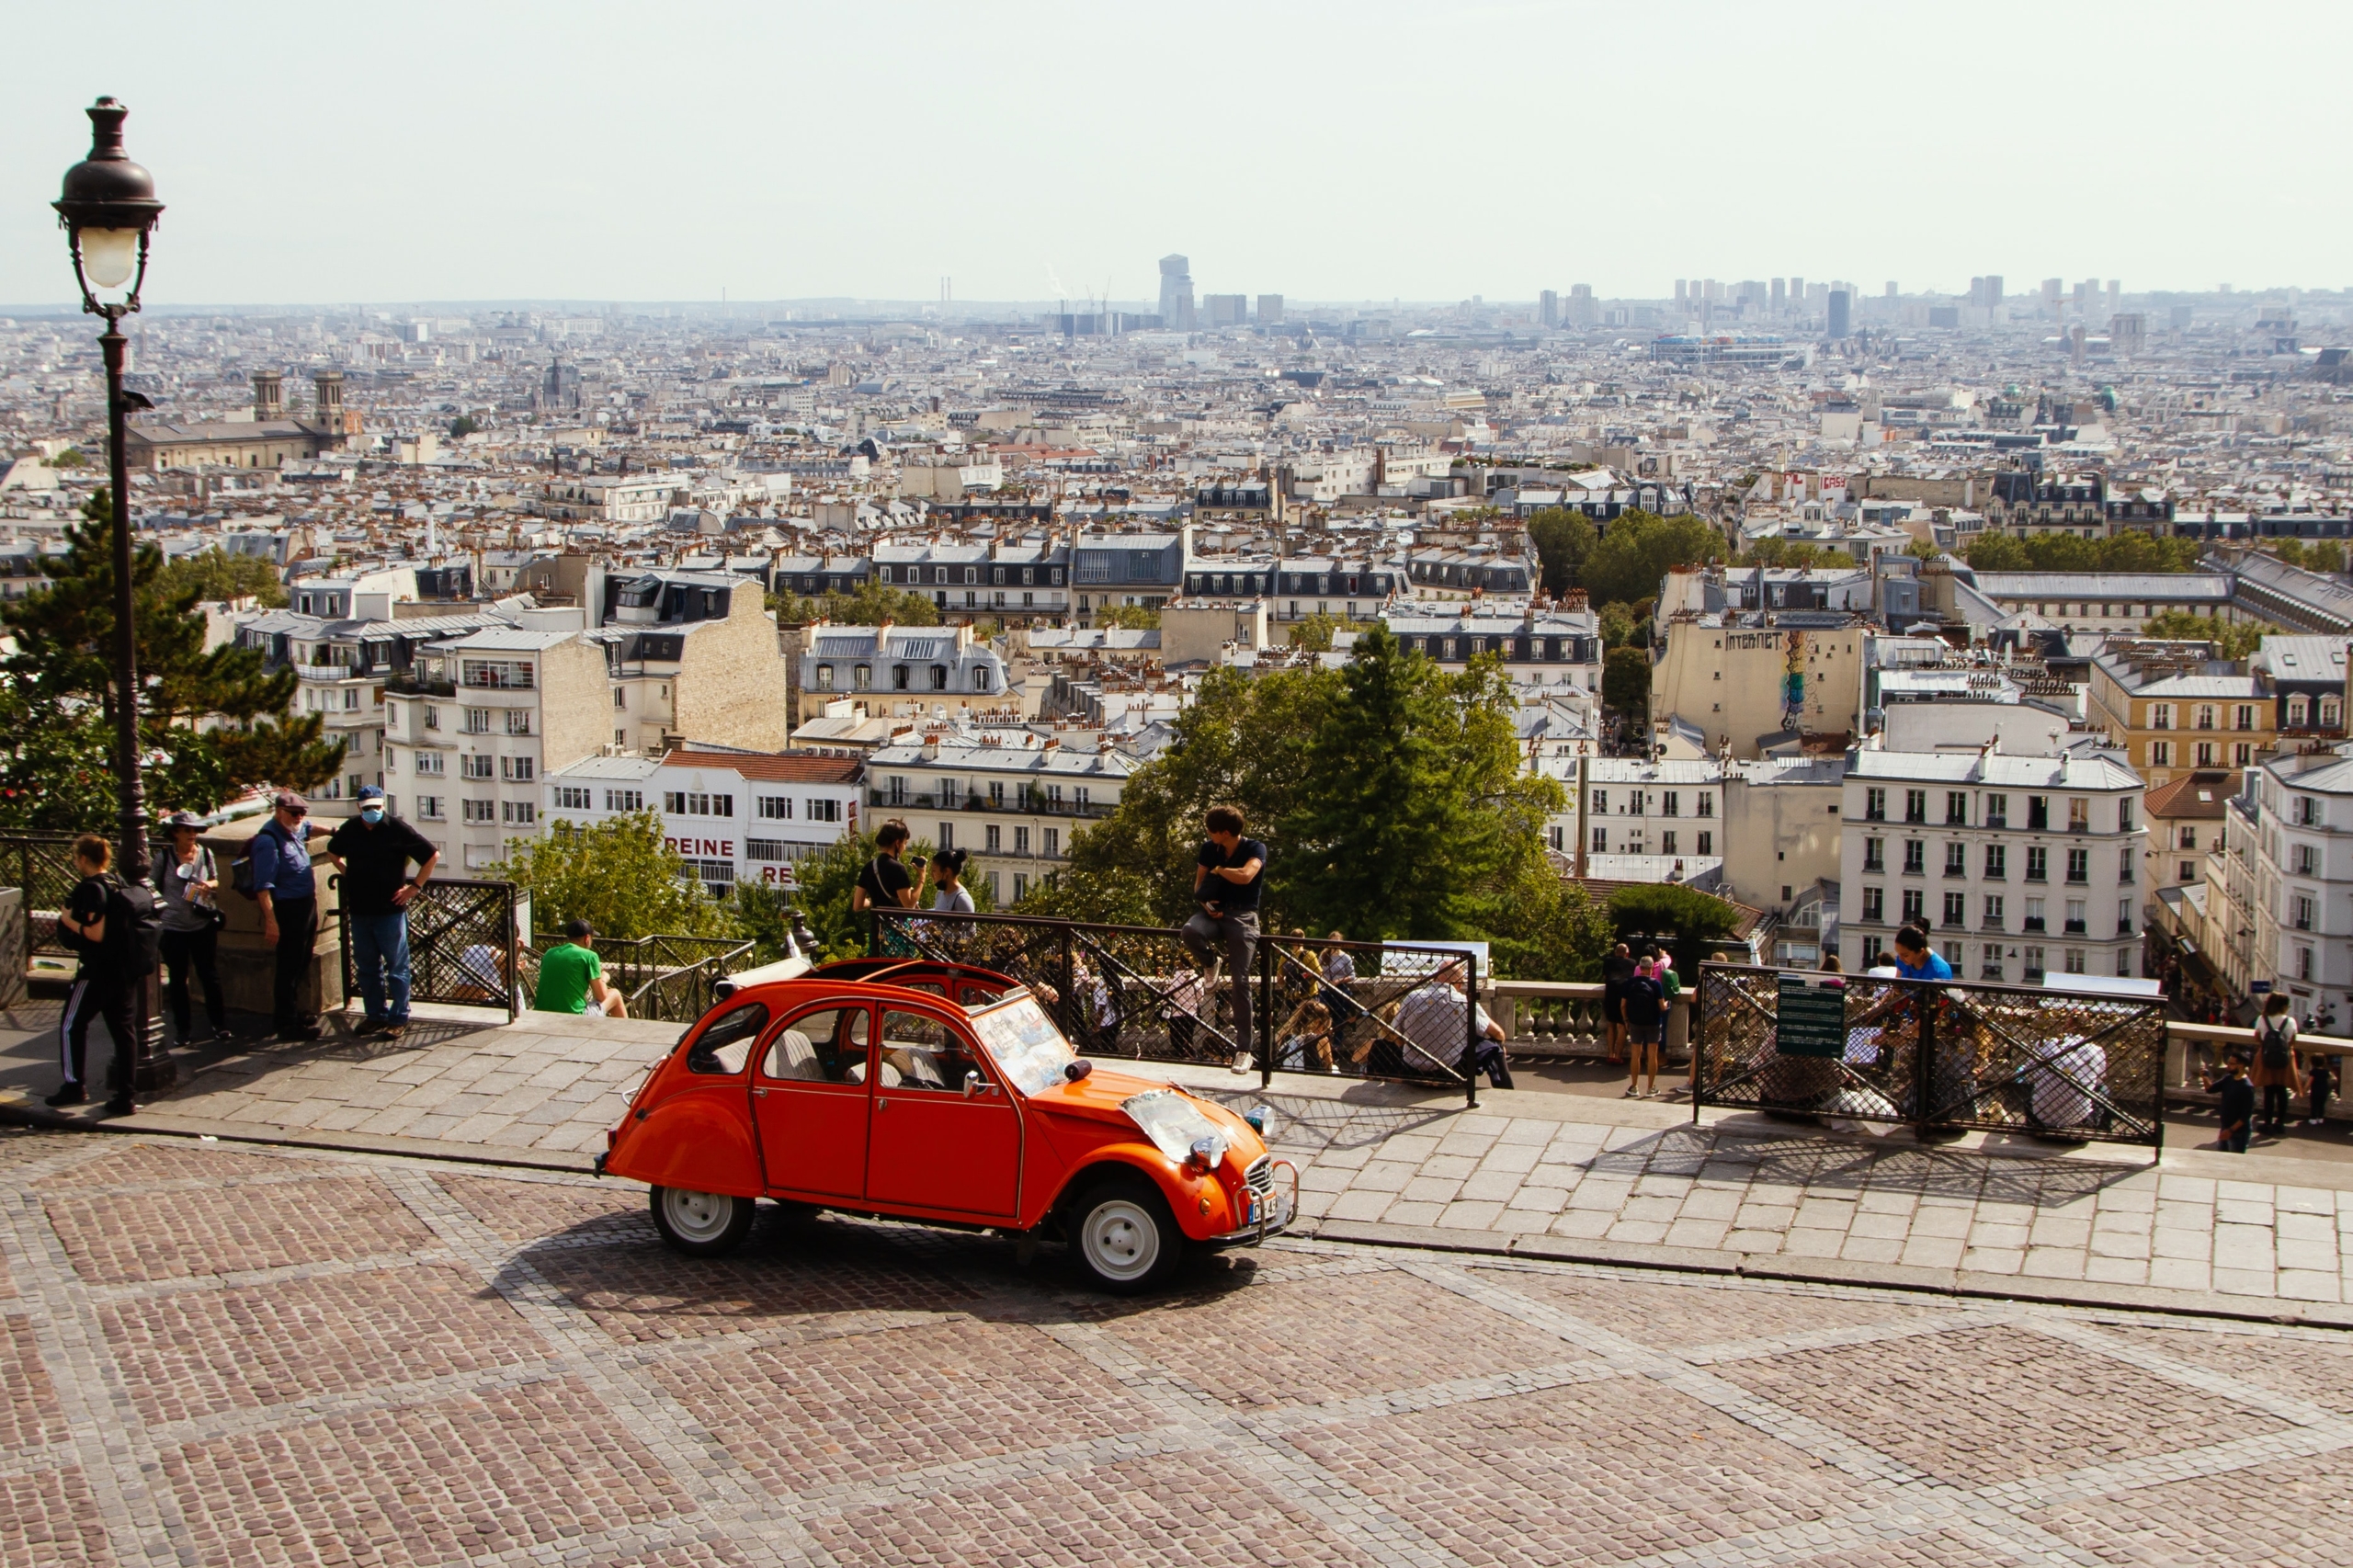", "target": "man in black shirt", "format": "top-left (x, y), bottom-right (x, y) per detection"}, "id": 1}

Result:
top-left (326, 787), bottom-right (439, 1039)
top-left (1182, 805), bottom-right (1267, 1071)
top-left (851, 818), bottom-right (924, 955)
